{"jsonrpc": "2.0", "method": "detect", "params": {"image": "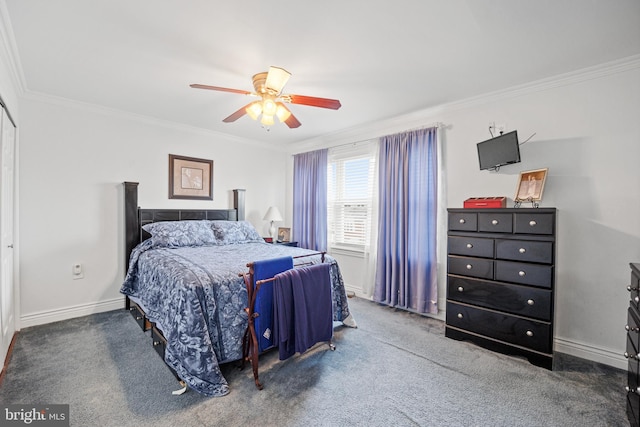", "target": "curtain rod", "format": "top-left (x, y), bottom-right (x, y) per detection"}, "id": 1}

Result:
top-left (320, 122), bottom-right (444, 151)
